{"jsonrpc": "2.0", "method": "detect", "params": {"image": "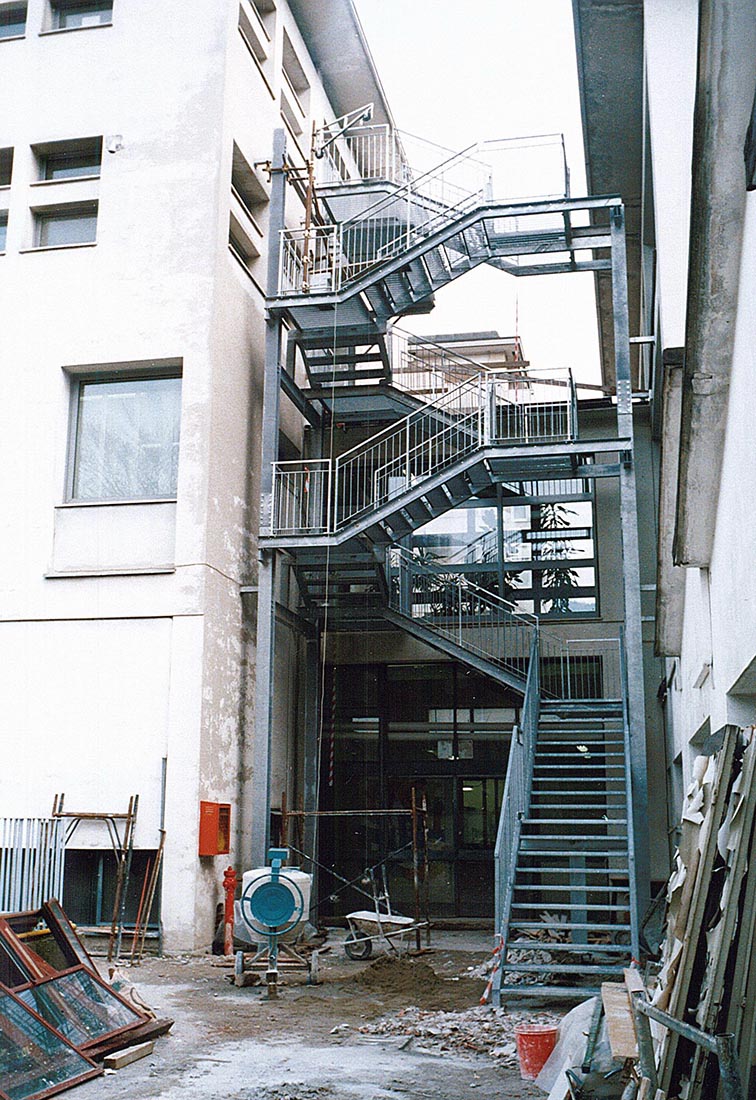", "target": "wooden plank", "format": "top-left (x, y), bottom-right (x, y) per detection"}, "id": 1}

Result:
top-left (624, 967), bottom-right (646, 994)
top-left (103, 1040), bottom-right (155, 1070)
top-left (86, 1017), bottom-right (173, 1061)
top-left (658, 727), bottom-right (739, 1093)
top-left (602, 982), bottom-right (638, 1059)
